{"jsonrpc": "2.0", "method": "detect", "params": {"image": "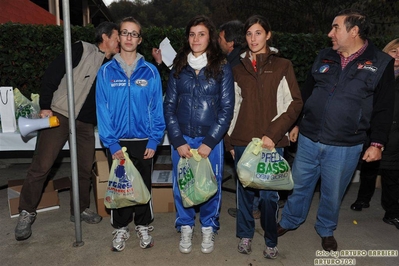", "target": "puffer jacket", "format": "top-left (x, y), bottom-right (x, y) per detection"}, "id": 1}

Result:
top-left (164, 62), bottom-right (234, 149)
